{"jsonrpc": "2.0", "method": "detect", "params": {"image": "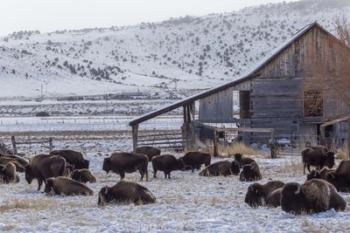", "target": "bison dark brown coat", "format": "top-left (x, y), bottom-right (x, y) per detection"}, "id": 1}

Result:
top-left (151, 154), bottom-right (184, 179)
top-left (179, 152), bottom-right (211, 172)
top-left (103, 152), bottom-right (149, 181)
top-left (71, 169), bottom-right (96, 183)
top-left (244, 181), bottom-right (285, 207)
top-left (239, 161), bottom-right (262, 182)
top-left (45, 176), bottom-right (93, 196)
top-left (135, 146), bottom-right (161, 161)
top-left (301, 147), bottom-right (335, 174)
top-left (199, 160), bottom-right (240, 177)
top-left (98, 181), bottom-right (156, 206)
top-left (50, 150), bottom-right (90, 169)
